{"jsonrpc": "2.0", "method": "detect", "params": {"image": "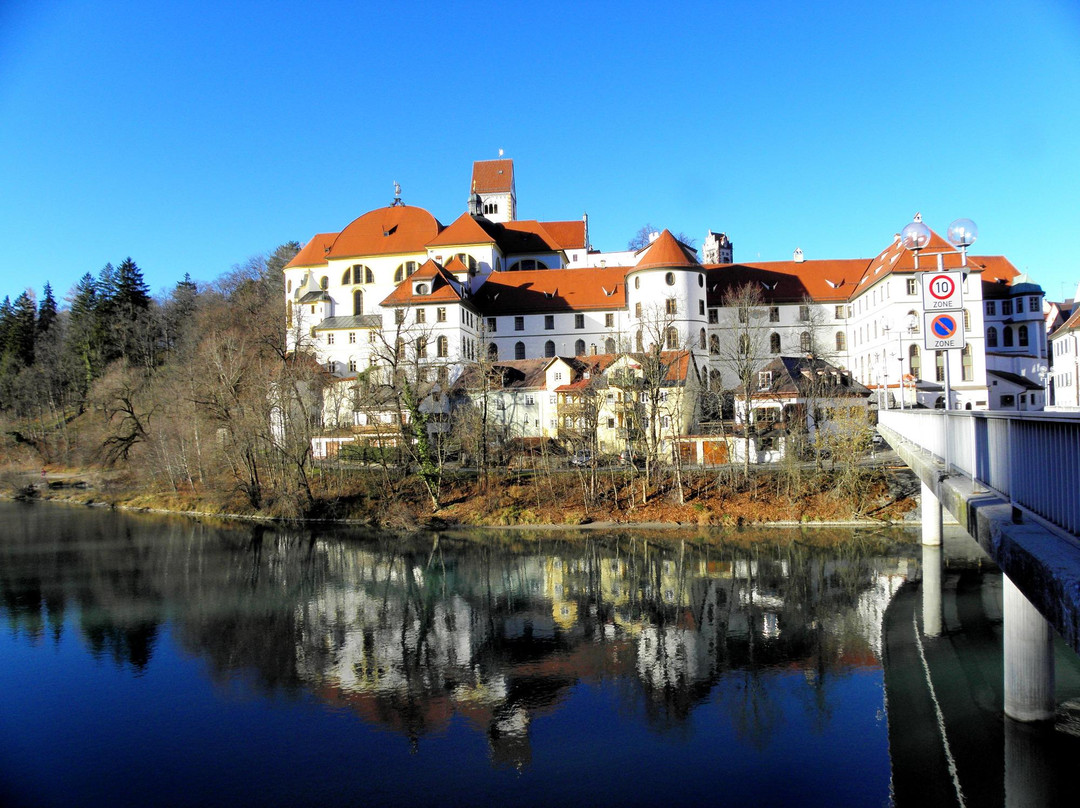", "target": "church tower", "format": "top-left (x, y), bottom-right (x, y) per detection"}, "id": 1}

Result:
top-left (470, 158), bottom-right (516, 223)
